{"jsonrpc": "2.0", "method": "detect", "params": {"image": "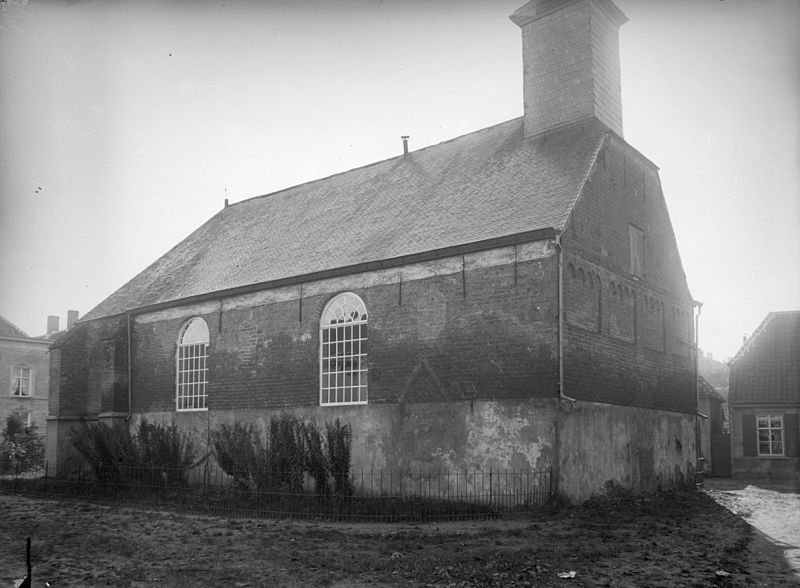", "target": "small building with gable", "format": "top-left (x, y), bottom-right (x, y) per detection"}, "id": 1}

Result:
top-left (728, 311), bottom-right (800, 480)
